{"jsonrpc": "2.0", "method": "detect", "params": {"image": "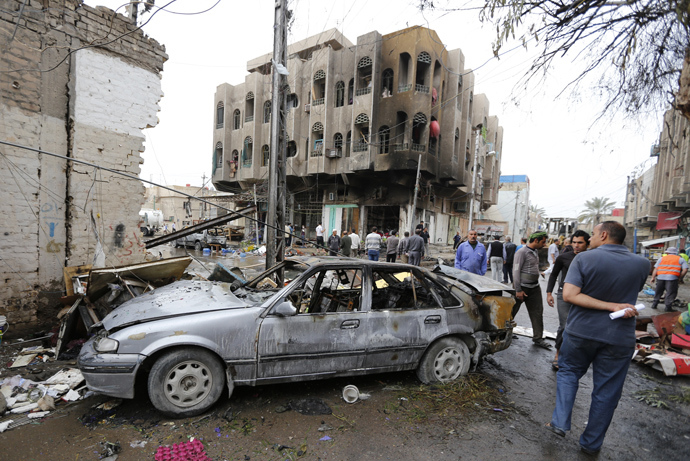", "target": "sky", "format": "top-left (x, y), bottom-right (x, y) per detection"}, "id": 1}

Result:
top-left (86, 0), bottom-right (664, 219)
